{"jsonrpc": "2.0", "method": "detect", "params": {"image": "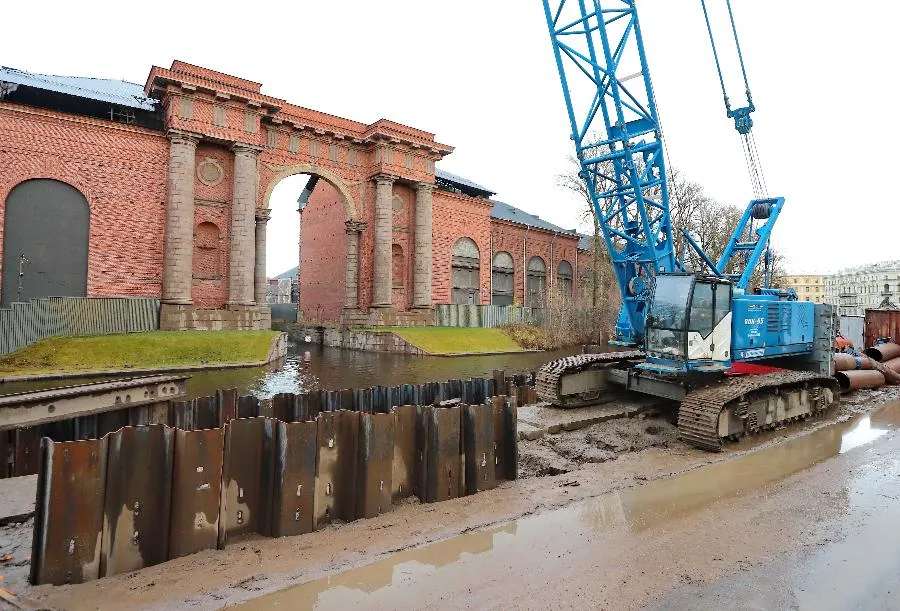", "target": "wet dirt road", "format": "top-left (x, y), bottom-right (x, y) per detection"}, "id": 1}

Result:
top-left (238, 401), bottom-right (900, 610)
top-left (20, 391), bottom-right (900, 610)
